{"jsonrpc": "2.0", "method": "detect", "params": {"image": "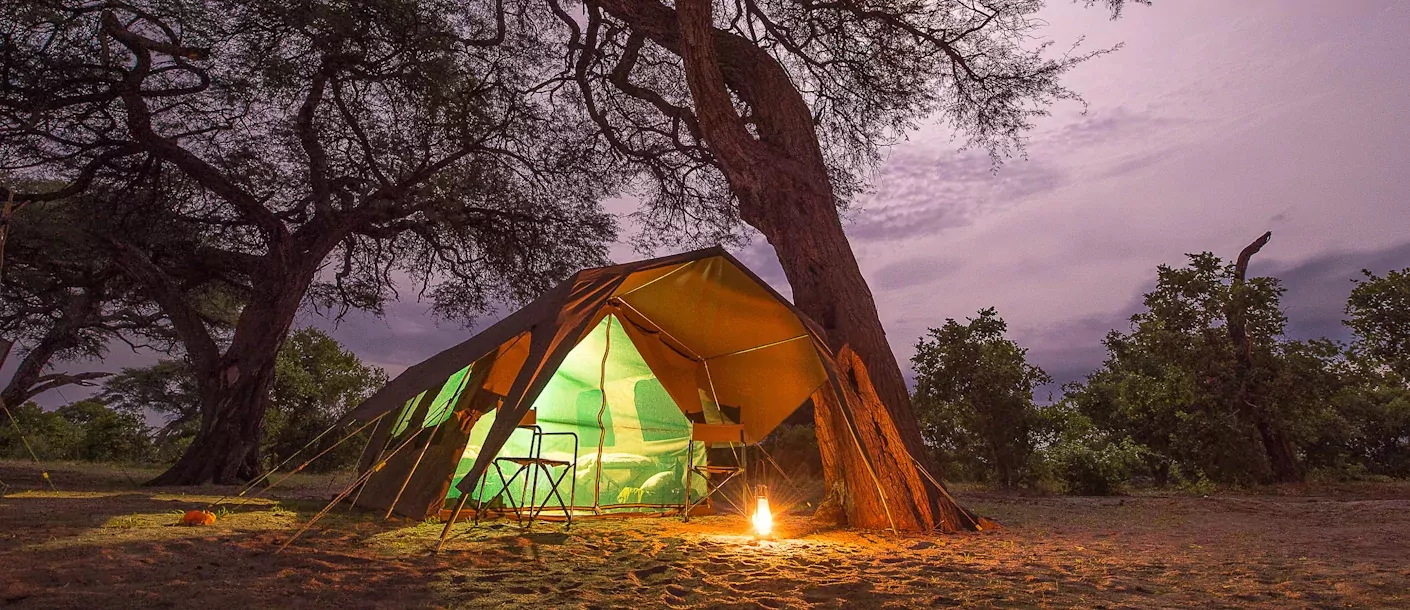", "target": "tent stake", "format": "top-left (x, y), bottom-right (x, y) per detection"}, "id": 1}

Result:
top-left (435, 492), bottom-right (473, 553)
